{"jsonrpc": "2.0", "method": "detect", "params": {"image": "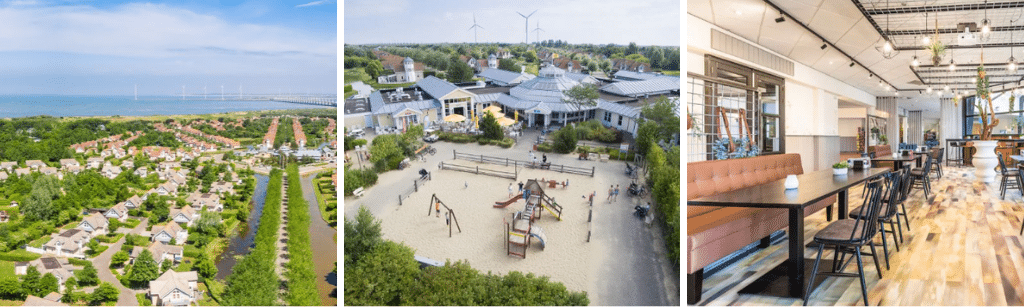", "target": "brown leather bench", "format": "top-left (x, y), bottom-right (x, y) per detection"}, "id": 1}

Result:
top-left (686, 153), bottom-right (835, 304)
top-left (868, 144), bottom-right (895, 168)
